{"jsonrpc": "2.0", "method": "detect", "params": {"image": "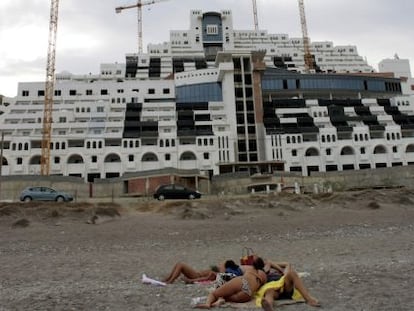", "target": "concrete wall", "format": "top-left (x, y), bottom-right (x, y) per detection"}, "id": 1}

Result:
top-left (211, 166), bottom-right (414, 195)
top-left (2, 166), bottom-right (414, 201)
top-left (0, 175), bottom-right (88, 202)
